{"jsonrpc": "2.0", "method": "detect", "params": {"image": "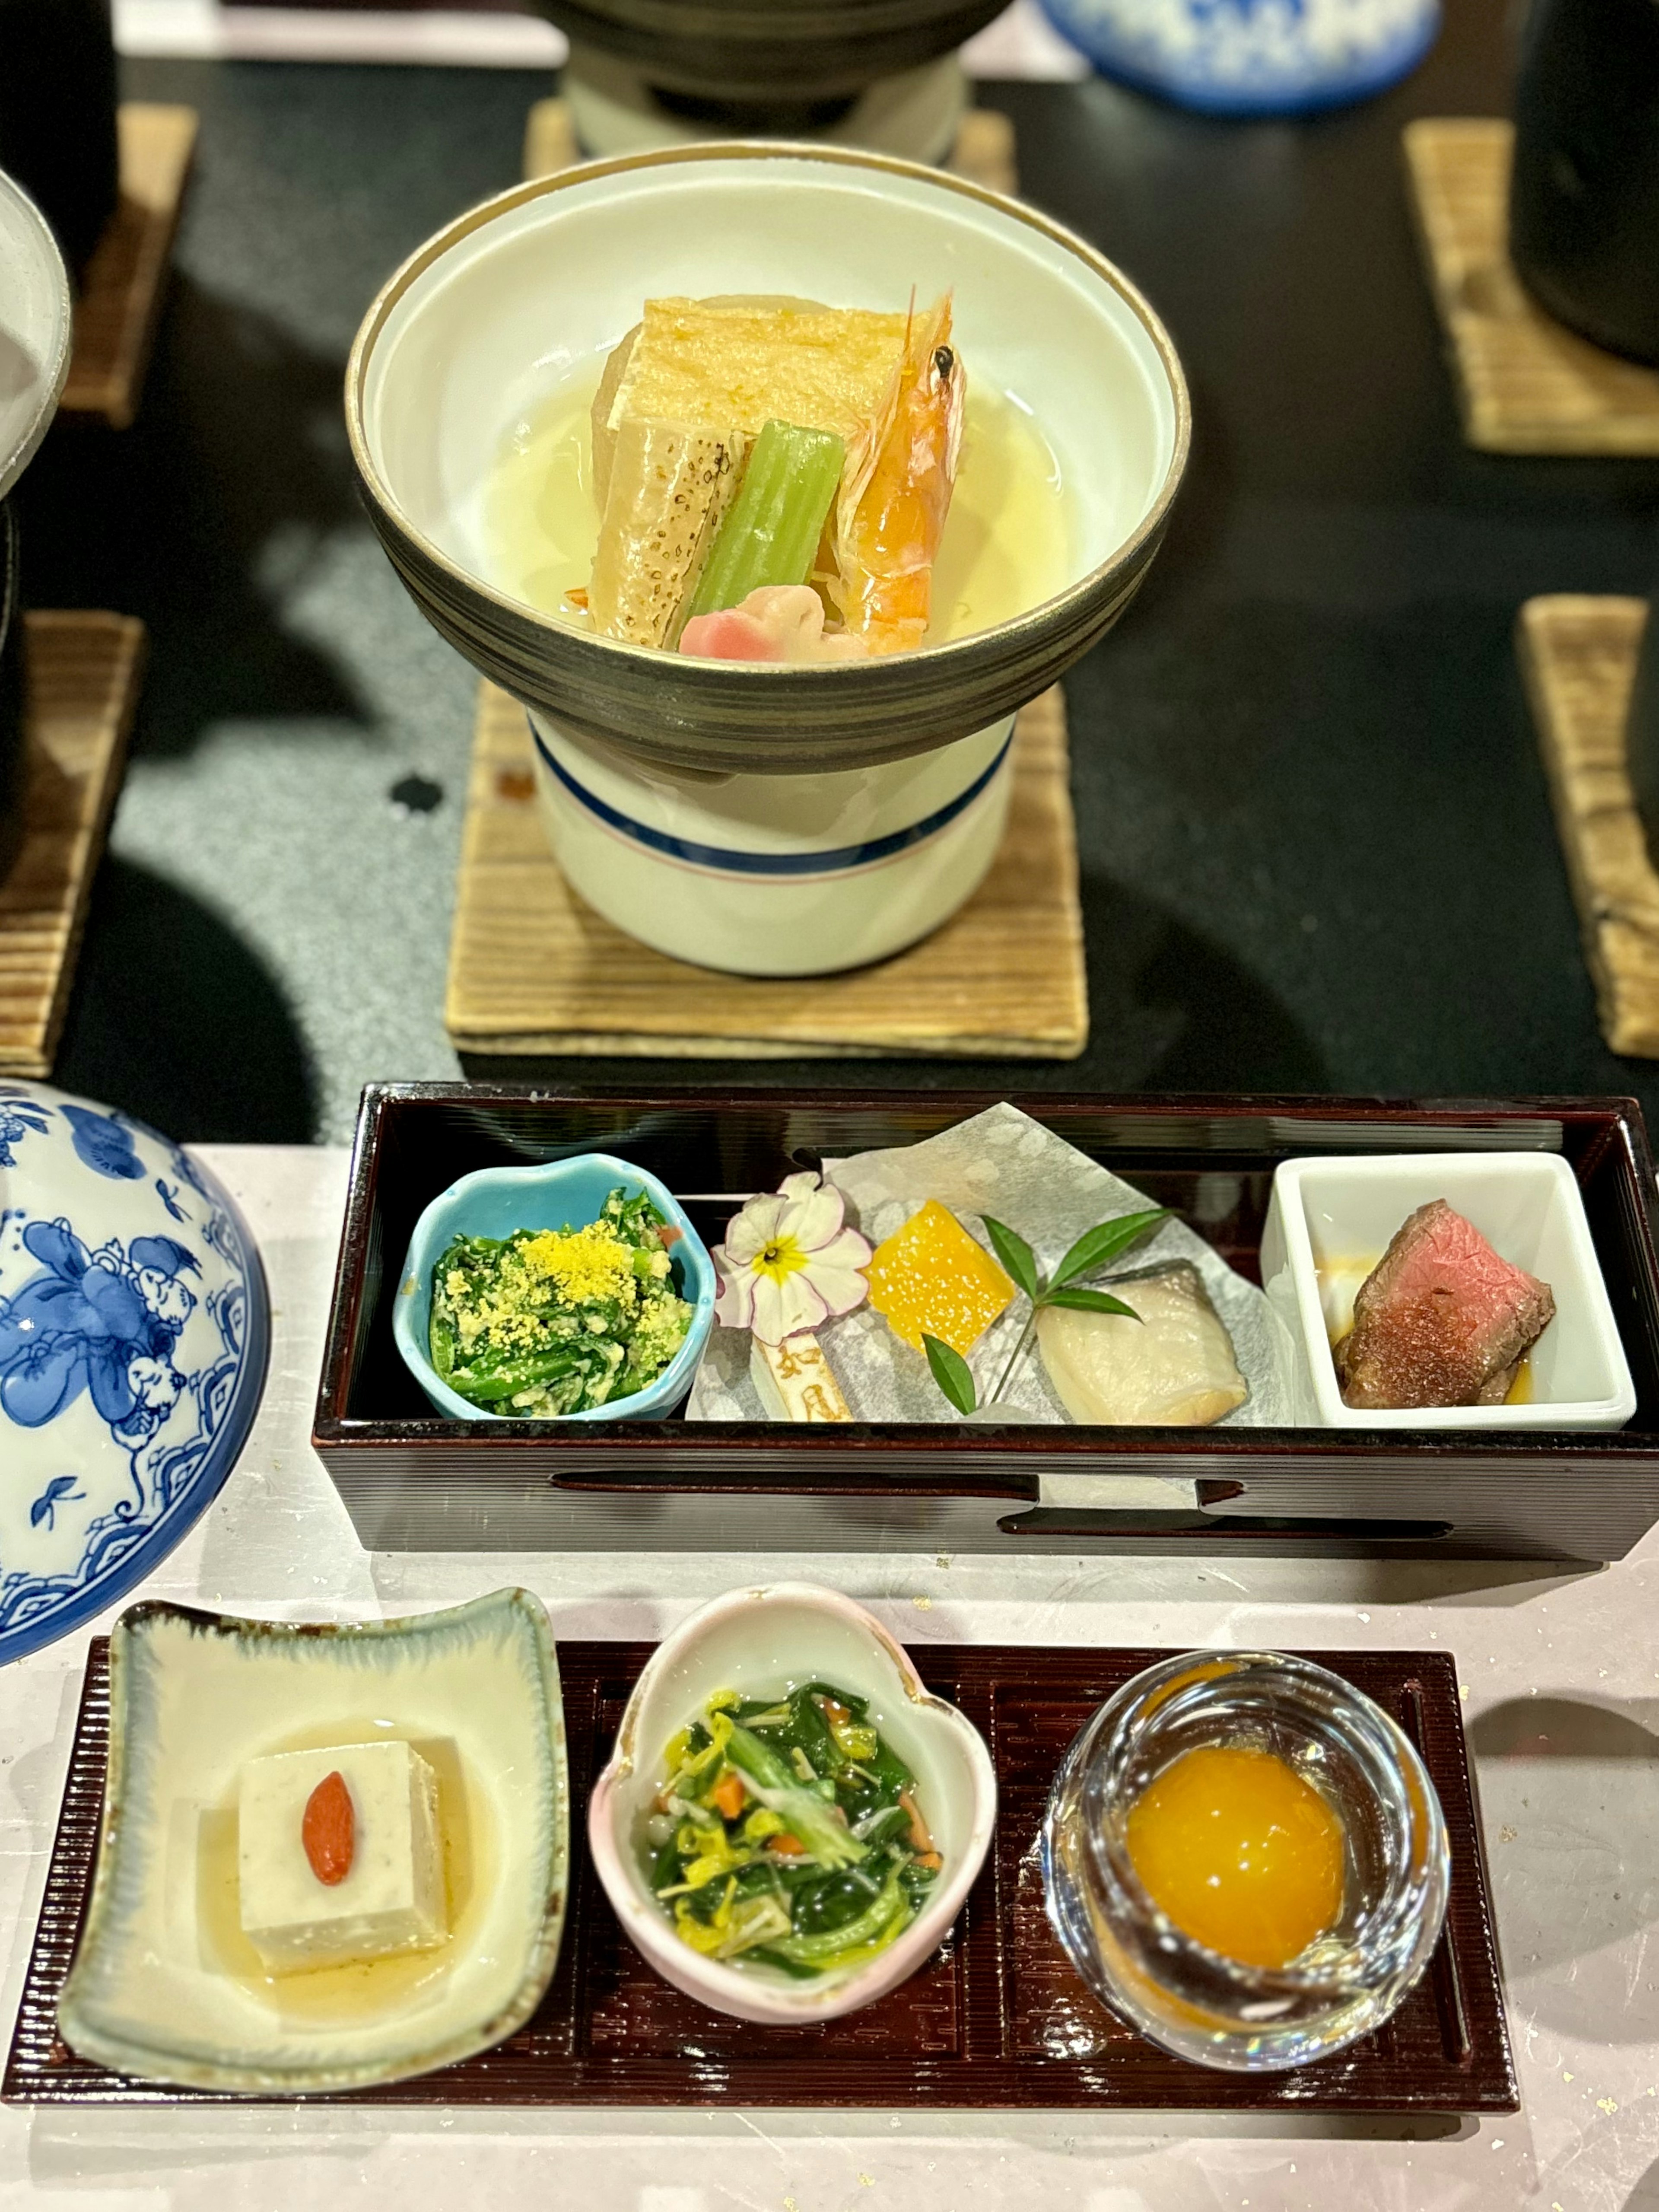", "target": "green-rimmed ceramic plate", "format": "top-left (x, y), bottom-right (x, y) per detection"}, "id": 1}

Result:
top-left (58, 1589), bottom-right (568, 2094)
